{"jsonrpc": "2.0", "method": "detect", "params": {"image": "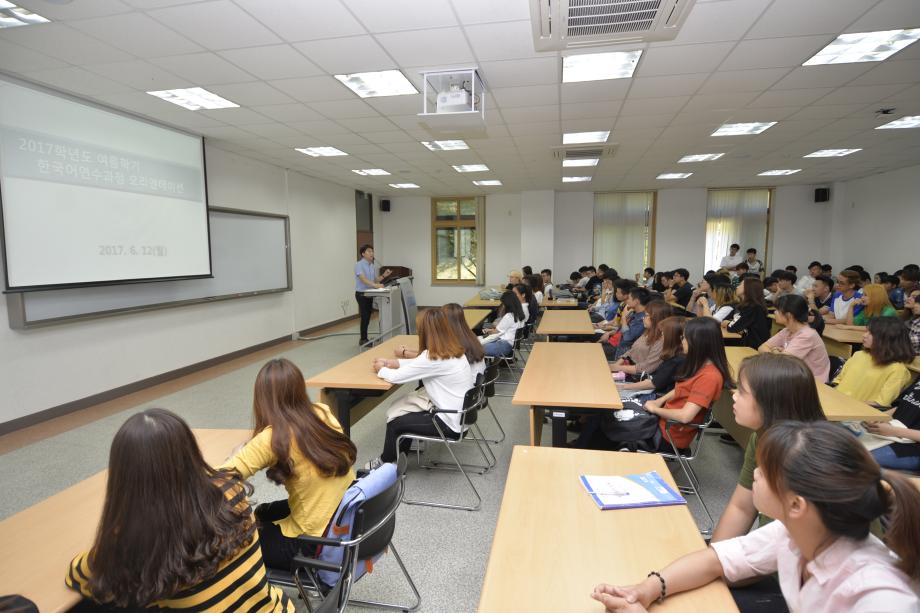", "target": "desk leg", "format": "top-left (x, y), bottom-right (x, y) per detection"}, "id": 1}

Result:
top-left (529, 407), bottom-right (544, 446)
top-left (550, 411), bottom-right (568, 448)
top-left (320, 388), bottom-right (353, 438)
